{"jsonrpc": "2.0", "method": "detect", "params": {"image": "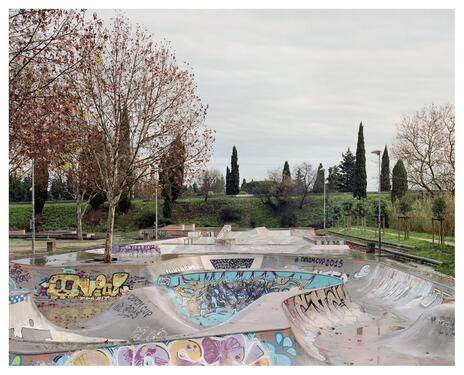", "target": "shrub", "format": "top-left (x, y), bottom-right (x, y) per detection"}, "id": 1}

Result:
top-left (249, 216), bottom-right (257, 228)
top-left (219, 206), bottom-right (242, 223)
top-left (134, 210), bottom-right (156, 229)
top-left (432, 197), bottom-right (446, 219)
top-left (280, 212), bottom-right (297, 228)
top-left (117, 195), bottom-right (132, 214)
top-left (89, 192), bottom-right (106, 210)
top-left (134, 209), bottom-right (172, 229)
top-left (399, 198), bottom-right (412, 216)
